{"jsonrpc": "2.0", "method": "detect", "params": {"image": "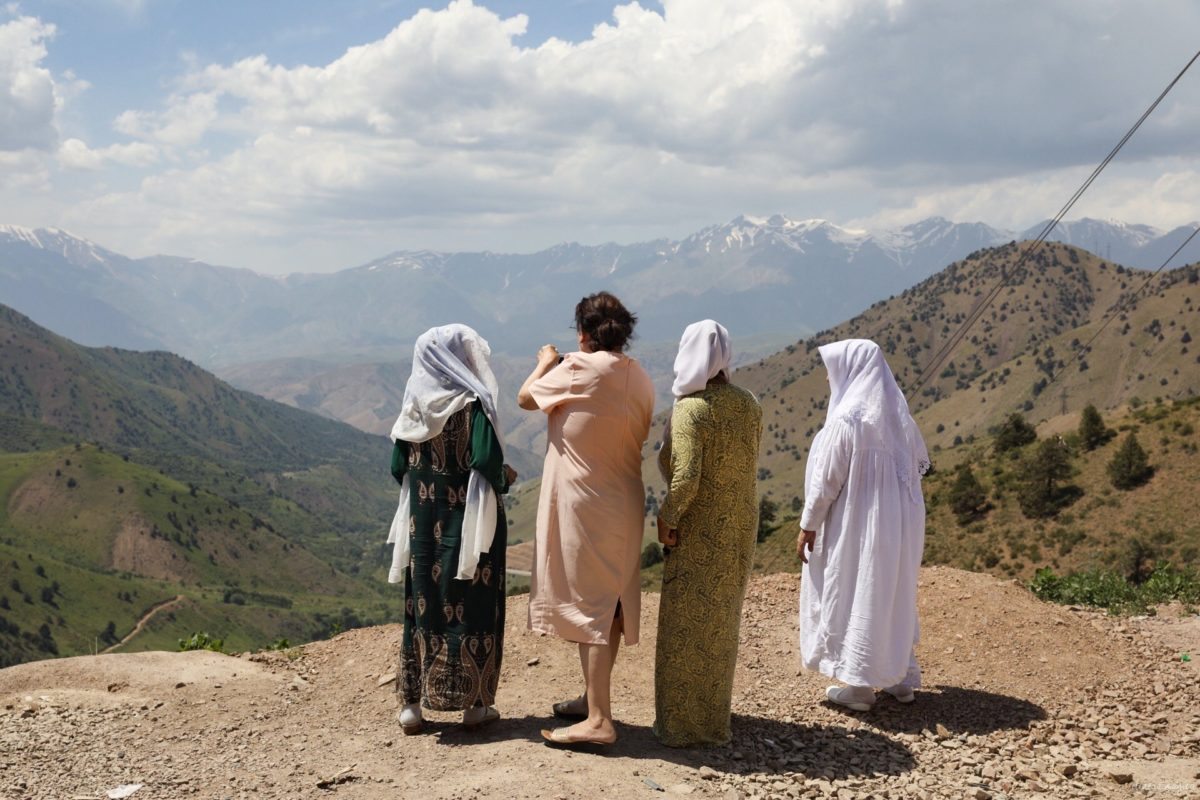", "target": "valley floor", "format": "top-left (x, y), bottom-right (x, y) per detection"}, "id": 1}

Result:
top-left (2, 567), bottom-right (1198, 800)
